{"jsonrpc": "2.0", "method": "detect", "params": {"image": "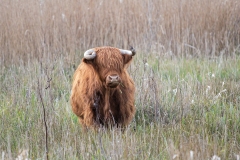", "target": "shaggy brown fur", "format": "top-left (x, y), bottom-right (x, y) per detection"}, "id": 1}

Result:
top-left (70, 46), bottom-right (136, 129)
